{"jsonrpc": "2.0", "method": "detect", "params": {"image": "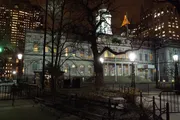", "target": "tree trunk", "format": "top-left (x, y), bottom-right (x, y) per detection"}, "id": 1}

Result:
top-left (94, 58), bottom-right (104, 90)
